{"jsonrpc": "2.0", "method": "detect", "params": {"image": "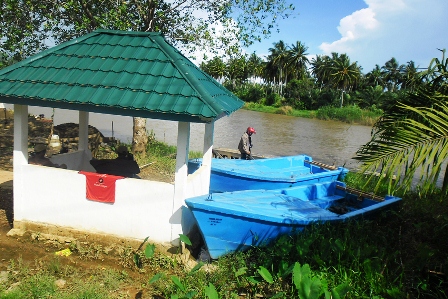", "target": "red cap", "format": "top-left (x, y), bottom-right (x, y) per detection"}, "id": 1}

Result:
top-left (246, 127), bottom-right (256, 134)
